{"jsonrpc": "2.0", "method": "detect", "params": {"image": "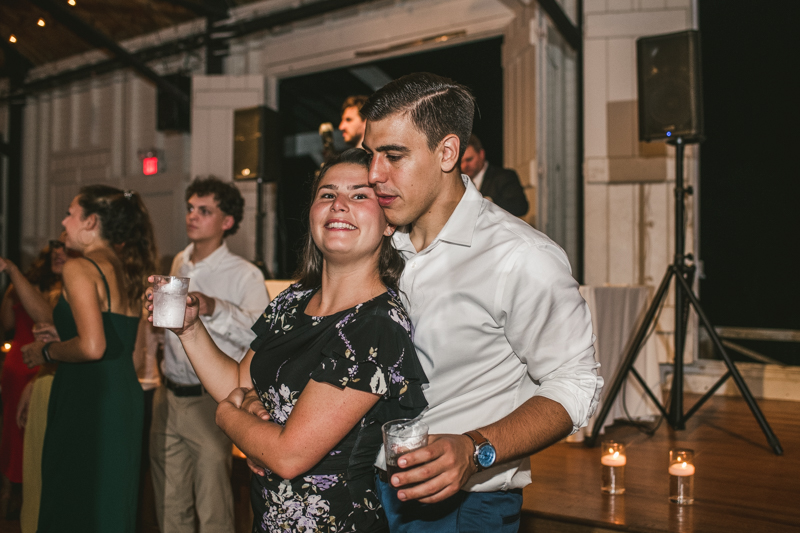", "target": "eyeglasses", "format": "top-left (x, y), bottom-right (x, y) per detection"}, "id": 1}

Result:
top-left (49, 240), bottom-right (65, 250)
